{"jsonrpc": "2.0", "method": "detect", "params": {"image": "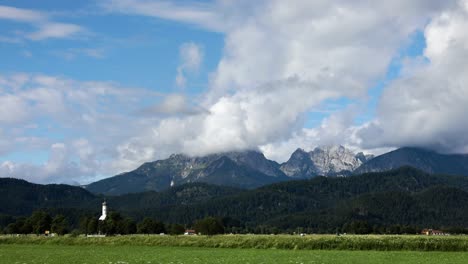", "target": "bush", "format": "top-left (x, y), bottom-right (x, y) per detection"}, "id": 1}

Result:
top-left (69, 229), bottom-right (81, 237)
top-left (51, 215), bottom-right (69, 235)
top-left (137, 218), bottom-right (166, 234)
top-left (168, 224), bottom-right (185, 235)
top-left (194, 217), bottom-right (224, 235)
